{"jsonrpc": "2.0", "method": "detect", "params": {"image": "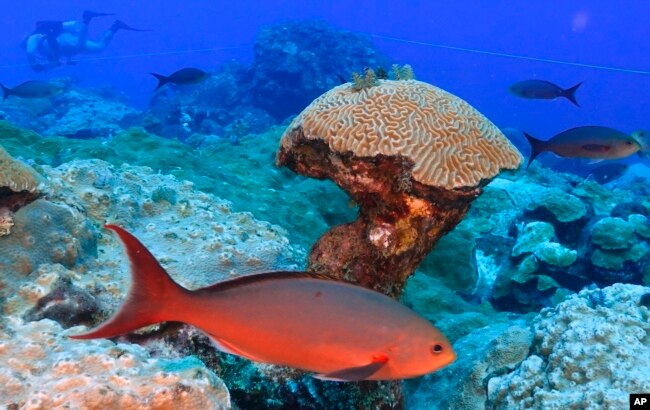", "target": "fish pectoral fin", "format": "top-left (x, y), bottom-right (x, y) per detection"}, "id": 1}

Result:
top-left (582, 144), bottom-right (611, 152)
top-left (209, 336), bottom-right (262, 362)
top-left (313, 354), bottom-right (389, 382)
